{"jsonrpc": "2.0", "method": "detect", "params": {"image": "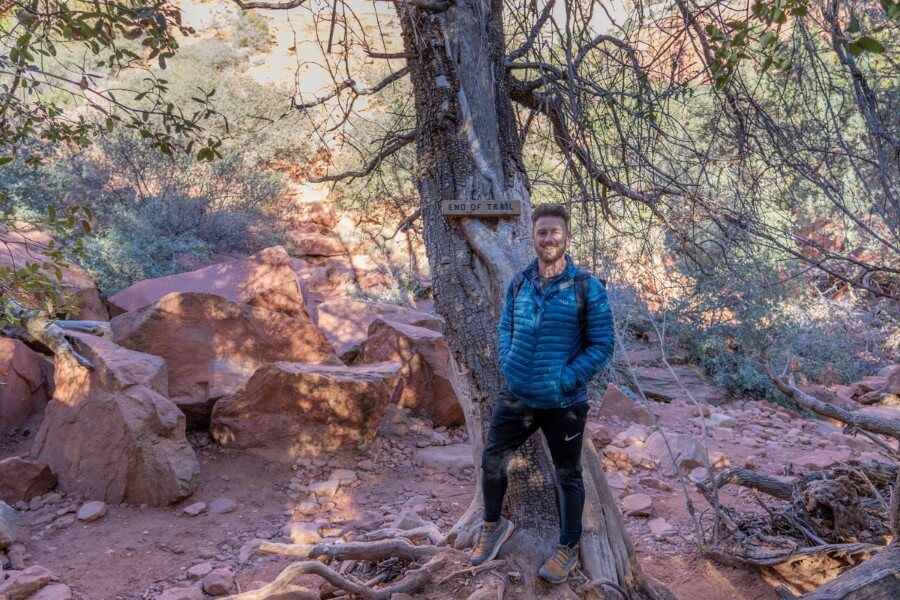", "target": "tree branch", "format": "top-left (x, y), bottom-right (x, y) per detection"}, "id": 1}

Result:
top-left (292, 67), bottom-right (410, 111)
top-left (309, 131), bottom-right (415, 183)
top-left (768, 369), bottom-right (900, 440)
top-left (232, 0), bottom-right (308, 9)
top-left (372, 0), bottom-right (451, 12)
top-left (505, 0), bottom-right (556, 63)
